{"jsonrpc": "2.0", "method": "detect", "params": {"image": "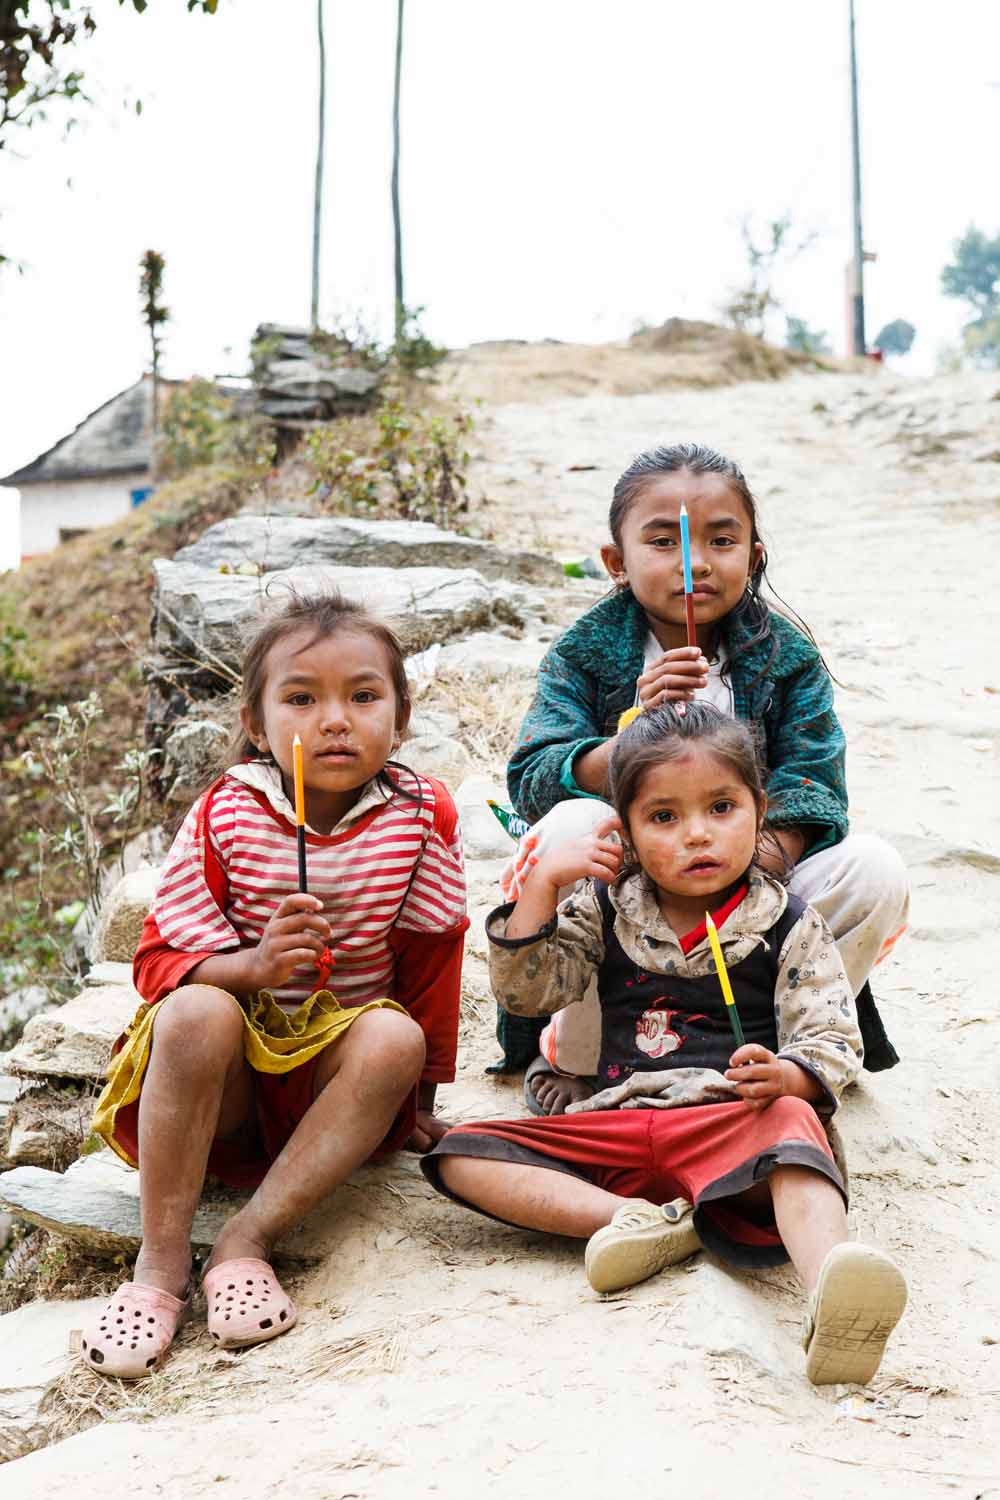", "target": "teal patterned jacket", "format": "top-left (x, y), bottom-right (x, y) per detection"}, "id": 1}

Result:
top-left (508, 589), bottom-right (849, 853)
